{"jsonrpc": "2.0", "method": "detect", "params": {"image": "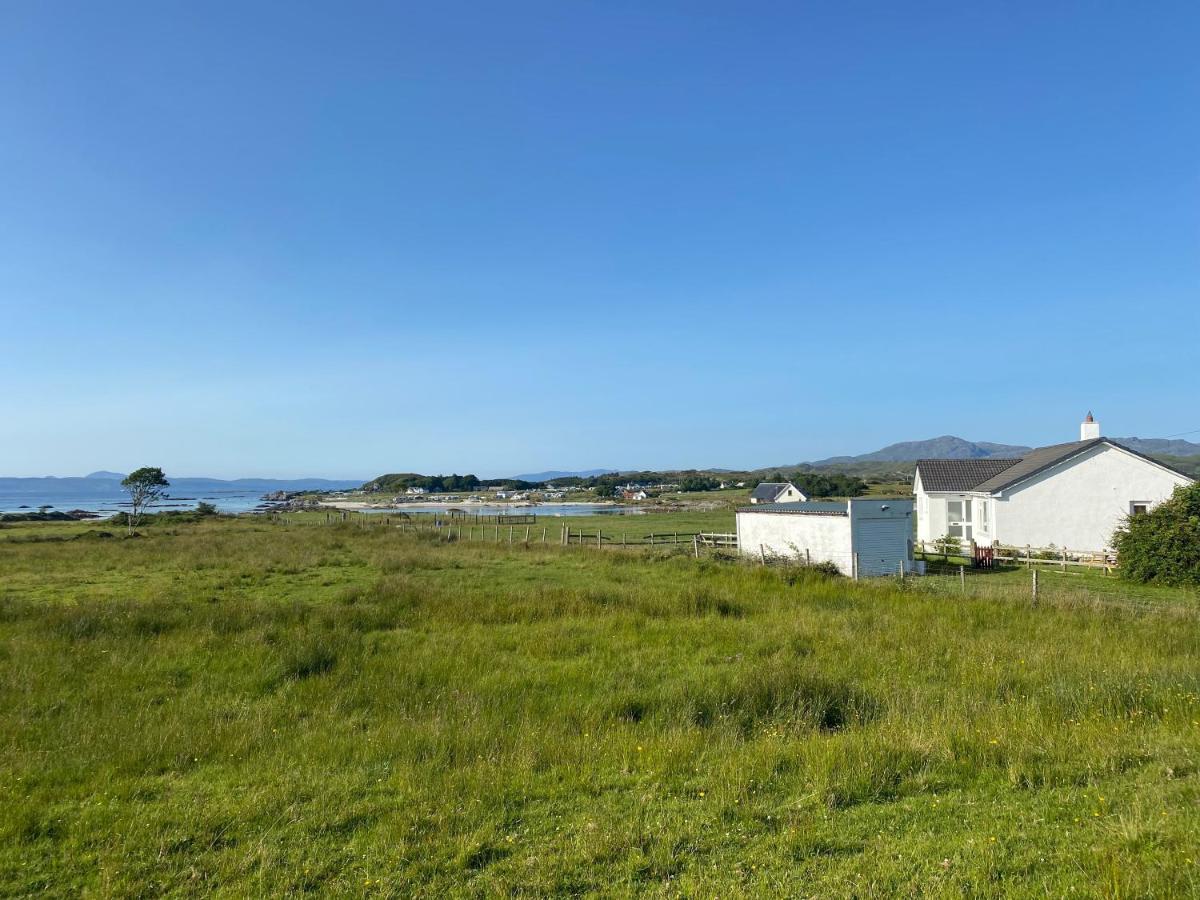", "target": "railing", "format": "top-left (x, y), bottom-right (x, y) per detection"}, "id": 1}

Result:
top-left (915, 539), bottom-right (1116, 572)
